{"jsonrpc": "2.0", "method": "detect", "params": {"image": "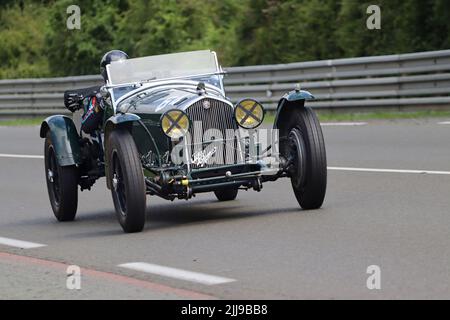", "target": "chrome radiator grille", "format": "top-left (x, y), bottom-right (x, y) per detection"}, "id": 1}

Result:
top-left (185, 98), bottom-right (241, 168)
